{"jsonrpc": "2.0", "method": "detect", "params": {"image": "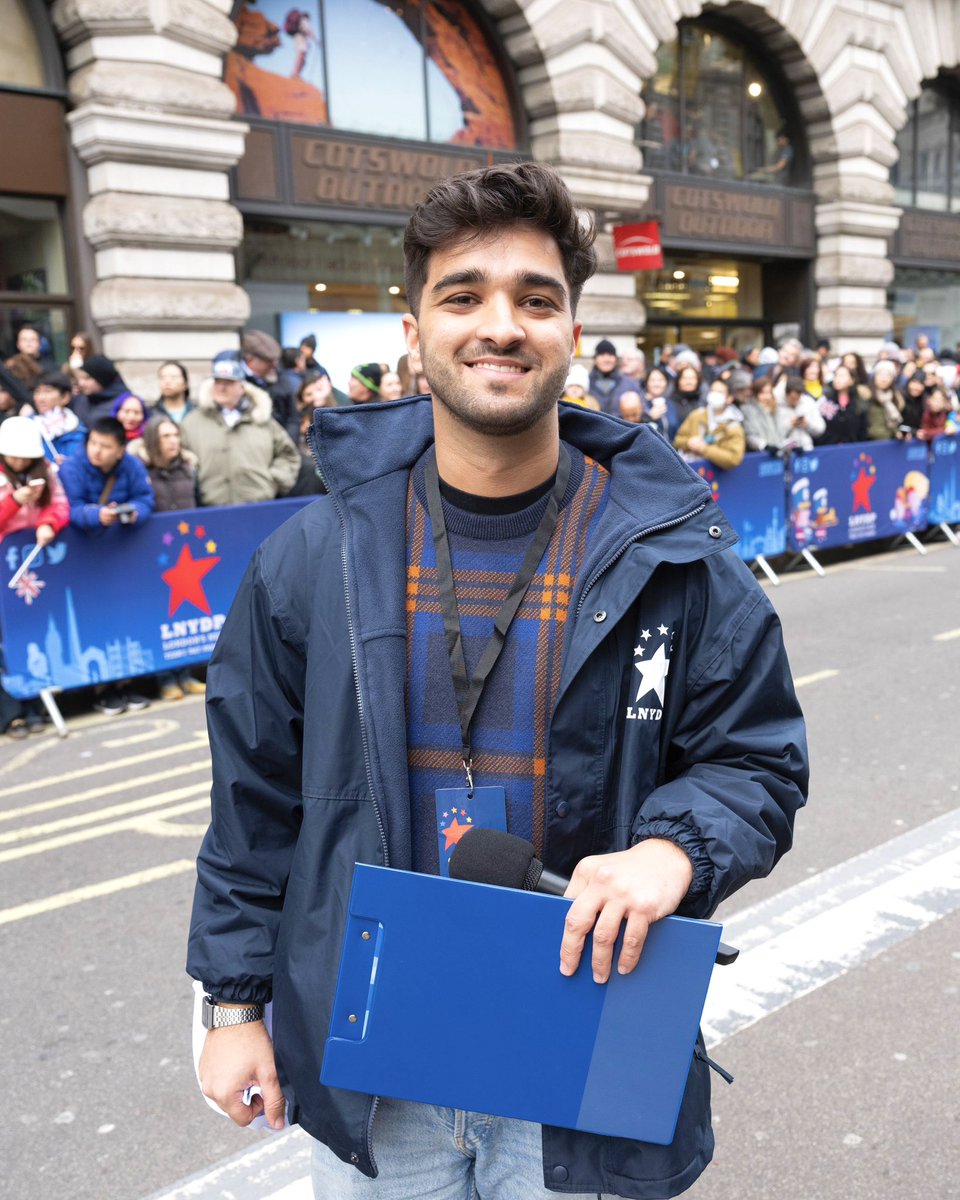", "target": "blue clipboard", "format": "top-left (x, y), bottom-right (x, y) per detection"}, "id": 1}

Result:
top-left (321, 865), bottom-right (721, 1145)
